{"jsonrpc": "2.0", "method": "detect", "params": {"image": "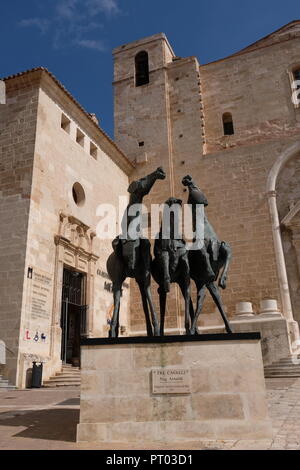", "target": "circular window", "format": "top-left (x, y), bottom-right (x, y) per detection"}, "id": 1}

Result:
top-left (72, 182), bottom-right (85, 207)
